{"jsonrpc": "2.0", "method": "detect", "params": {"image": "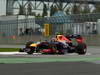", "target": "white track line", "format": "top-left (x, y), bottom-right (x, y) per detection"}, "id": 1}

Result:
top-left (0, 52), bottom-right (42, 55)
top-left (0, 52), bottom-right (91, 55)
top-left (66, 53), bottom-right (91, 55)
top-left (0, 52), bottom-right (27, 55)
